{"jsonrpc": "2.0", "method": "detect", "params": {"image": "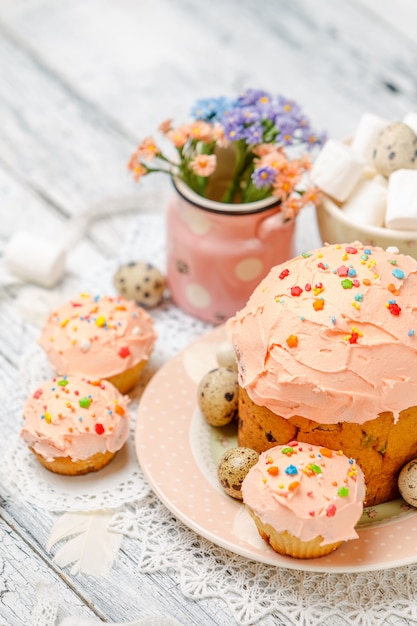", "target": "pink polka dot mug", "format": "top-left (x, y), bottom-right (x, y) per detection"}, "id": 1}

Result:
top-left (166, 178), bottom-right (295, 324)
